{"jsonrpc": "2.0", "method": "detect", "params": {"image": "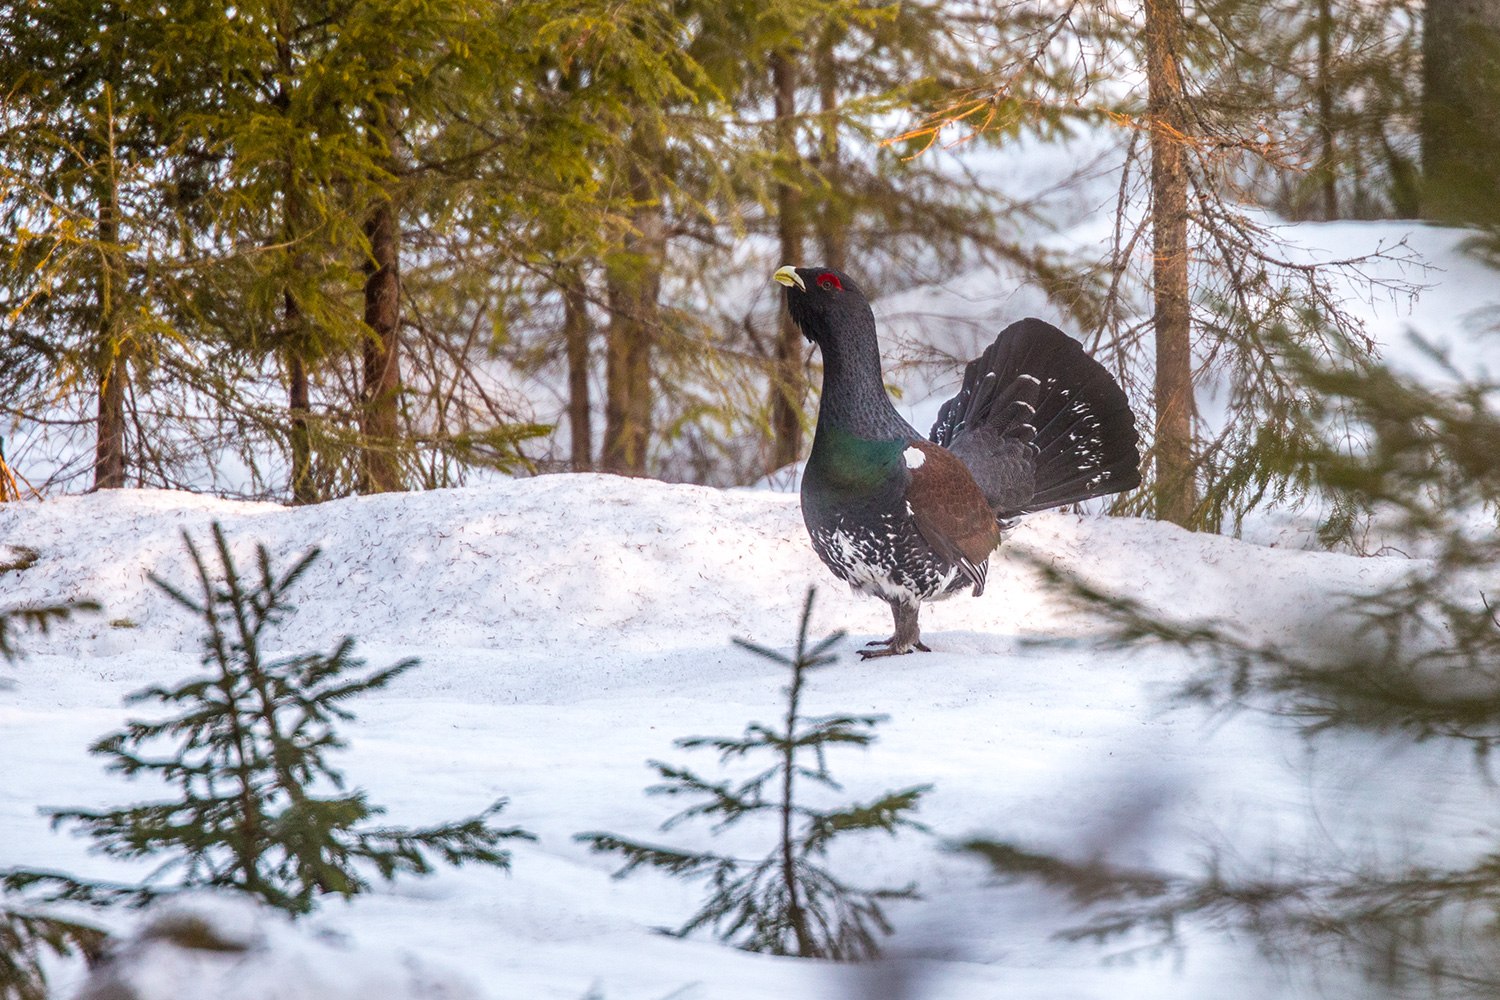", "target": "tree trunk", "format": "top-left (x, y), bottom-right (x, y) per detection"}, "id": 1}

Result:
top-left (93, 346), bottom-right (128, 490)
top-left (779, 653), bottom-right (814, 957)
top-left (561, 267), bottom-right (593, 471)
top-left (1421, 0), bottom-right (1500, 224)
top-left (602, 136), bottom-right (665, 476)
top-left (360, 194), bottom-right (402, 493)
top-left (92, 110), bottom-right (128, 491)
top-left (1145, 0), bottom-right (1197, 527)
top-left (601, 222), bottom-right (661, 475)
top-left (275, 12), bottom-right (316, 506)
top-left (769, 50), bottom-right (807, 475)
top-left (601, 236), bottom-right (662, 476)
top-left (283, 293), bottom-right (313, 503)
top-left (602, 273), bottom-right (633, 473)
top-left (1314, 0), bottom-right (1339, 221)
